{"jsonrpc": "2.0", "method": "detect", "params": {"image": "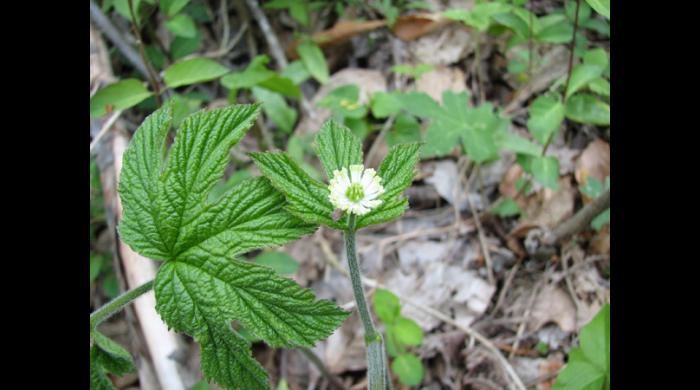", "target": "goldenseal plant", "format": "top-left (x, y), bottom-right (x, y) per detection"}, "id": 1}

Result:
top-left (89, 103), bottom-right (349, 390)
top-left (251, 121), bottom-right (422, 389)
